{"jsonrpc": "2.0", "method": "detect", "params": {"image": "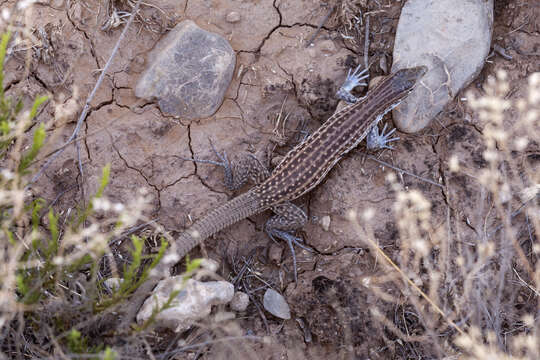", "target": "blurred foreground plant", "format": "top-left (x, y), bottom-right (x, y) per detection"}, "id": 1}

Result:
top-left (0, 31), bottom-right (168, 359)
top-left (351, 71), bottom-right (539, 359)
